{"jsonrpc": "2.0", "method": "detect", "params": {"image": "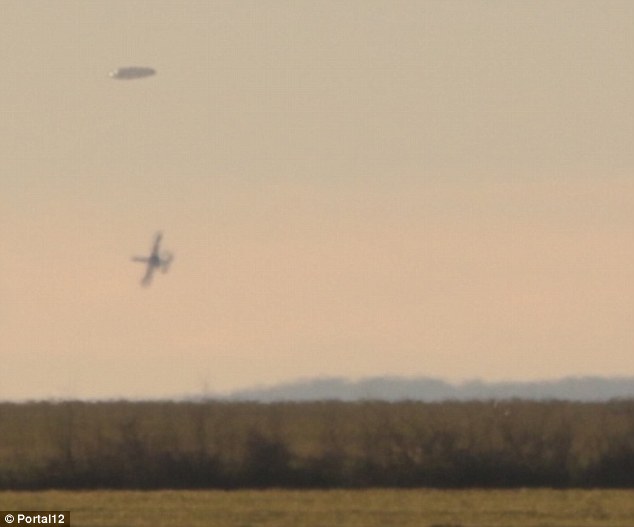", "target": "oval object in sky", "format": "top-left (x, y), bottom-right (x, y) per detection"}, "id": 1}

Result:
top-left (109, 66), bottom-right (156, 80)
